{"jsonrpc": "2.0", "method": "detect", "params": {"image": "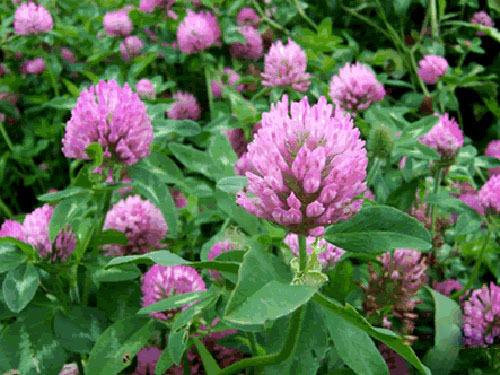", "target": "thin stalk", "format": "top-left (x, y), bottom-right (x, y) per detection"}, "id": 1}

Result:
top-left (298, 234), bottom-right (307, 272)
top-left (429, 166), bottom-right (443, 237)
top-left (429, 0), bottom-right (439, 38)
top-left (247, 332), bottom-right (258, 355)
top-left (251, 87), bottom-right (271, 102)
top-left (293, 0), bottom-right (318, 31)
top-left (204, 66), bottom-right (214, 122)
top-left (437, 81), bottom-right (445, 113)
top-left (0, 122), bottom-right (14, 151)
top-left (341, 6), bottom-right (391, 40)
top-left (251, 0), bottom-right (289, 35)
